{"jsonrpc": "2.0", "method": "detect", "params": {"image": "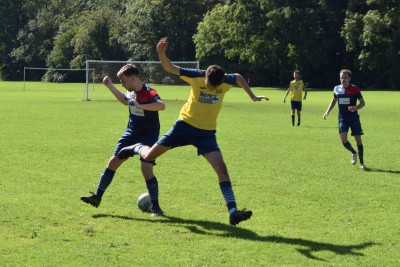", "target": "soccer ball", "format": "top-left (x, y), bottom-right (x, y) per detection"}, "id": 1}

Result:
top-left (137, 192), bottom-right (152, 212)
